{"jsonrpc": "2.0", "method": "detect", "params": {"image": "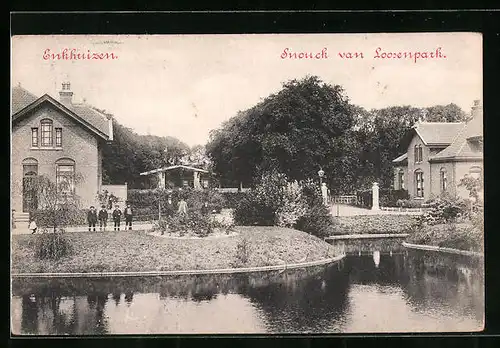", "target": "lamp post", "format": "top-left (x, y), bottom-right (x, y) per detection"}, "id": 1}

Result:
top-left (318, 169), bottom-right (325, 185)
